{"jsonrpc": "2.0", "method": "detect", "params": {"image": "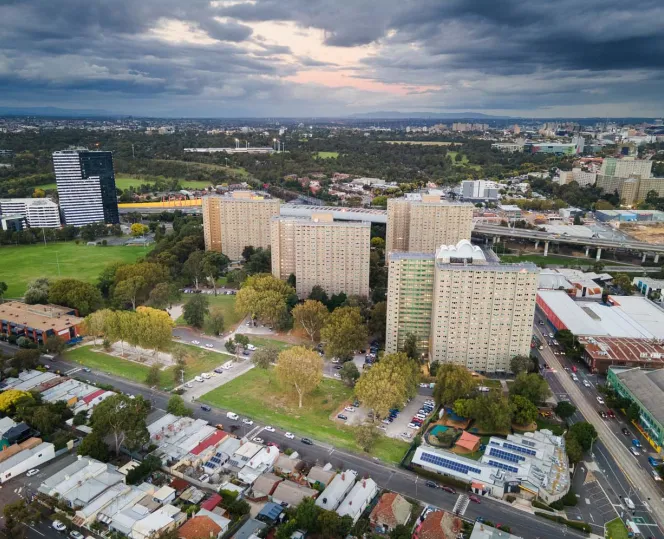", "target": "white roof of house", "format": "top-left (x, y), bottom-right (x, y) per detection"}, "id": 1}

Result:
top-left (336, 478), bottom-right (378, 519)
top-left (0, 417), bottom-right (17, 436)
top-left (131, 505), bottom-right (181, 538)
top-left (98, 484), bottom-right (155, 524)
top-left (316, 470), bottom-right (357, 511)
top-left (233, 442), bottom-right (263, 459)
top-left (39, 457), bottom-right (105, 495)
top-left (0, 443), bottom-right (53, 475)
top-left (538, 291), bottom-right (664, 338)
top-left (153, 486), bottom-right (175, 501)
top-left (12, 372), bottom-right (58, 391)
top-left (77, 483), bottom-right (129, 519)
top-left (436, 239), bottom-right (486, 263)
top-left (62, 469), bottom-right (125, 506)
